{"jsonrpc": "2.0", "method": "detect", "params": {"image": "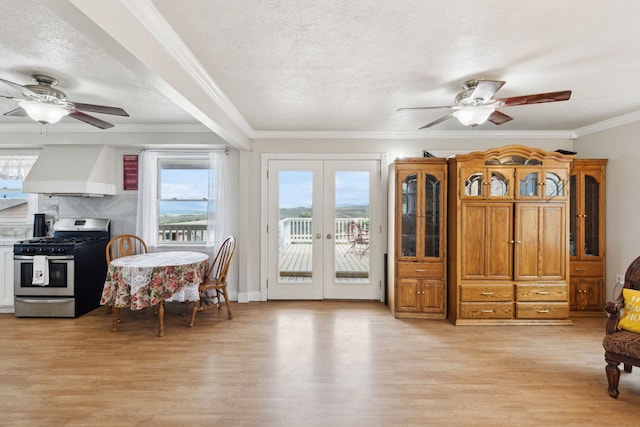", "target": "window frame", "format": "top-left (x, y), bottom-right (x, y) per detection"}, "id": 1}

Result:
top-left (155, 153), bottom-right (214, 245)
